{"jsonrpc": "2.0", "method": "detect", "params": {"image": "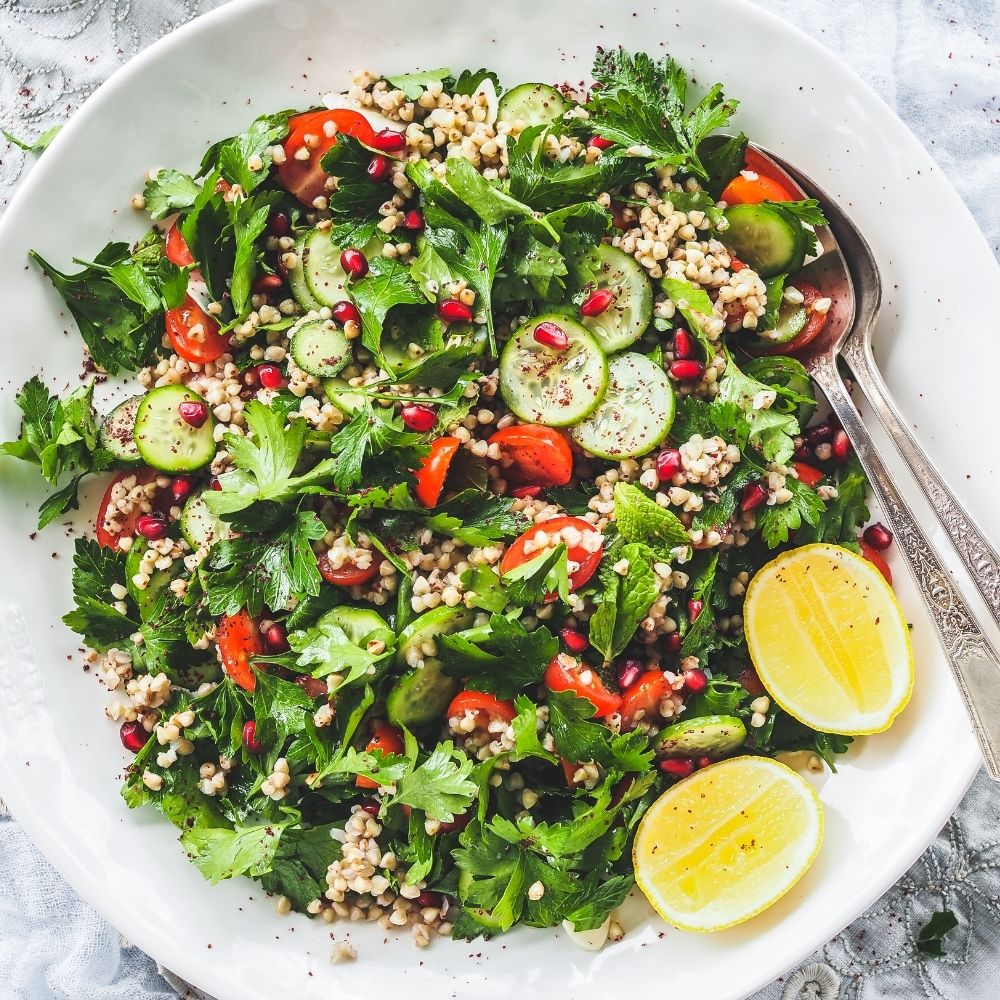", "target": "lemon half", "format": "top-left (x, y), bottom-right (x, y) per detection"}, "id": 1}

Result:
top-left (634, 756), bottom-right (822, 931)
